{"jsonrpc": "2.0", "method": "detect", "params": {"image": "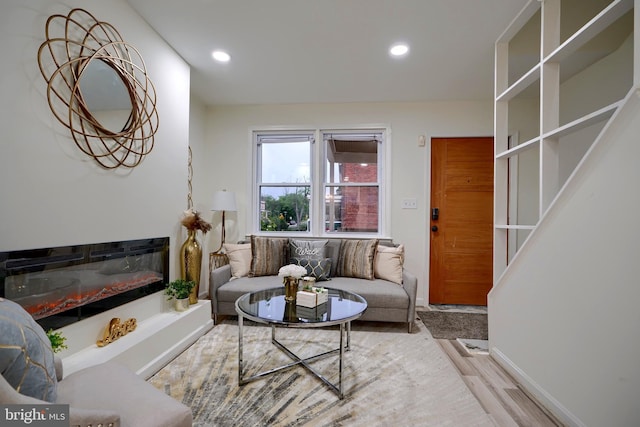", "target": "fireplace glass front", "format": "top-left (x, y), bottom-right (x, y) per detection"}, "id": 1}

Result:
top-left (0, 237), bottom-right (169, 330)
